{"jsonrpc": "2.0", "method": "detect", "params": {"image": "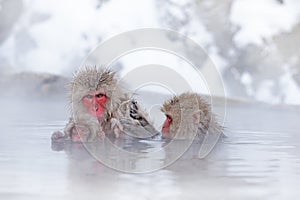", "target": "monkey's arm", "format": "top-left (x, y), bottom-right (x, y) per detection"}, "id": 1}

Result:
top-left (52, 117), bottom-right (103, 143)
top-left (63, 117), bottom-right (75, 139)
top-left (51, 118), bottom-right (73, 142)
top-left (120, 117), bottom-right (160, 139)
top-left (69, 116), bottom-right (105, 142)
top-left (120, 100), bottom-right (160, 139)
